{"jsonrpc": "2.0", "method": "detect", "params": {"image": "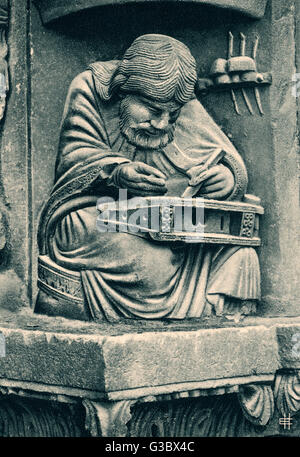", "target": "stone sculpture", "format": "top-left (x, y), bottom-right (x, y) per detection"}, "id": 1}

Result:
top-left (36, 34), bottom-right (262, 321)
